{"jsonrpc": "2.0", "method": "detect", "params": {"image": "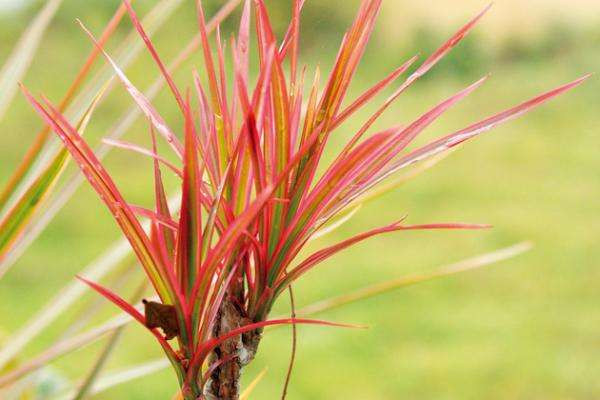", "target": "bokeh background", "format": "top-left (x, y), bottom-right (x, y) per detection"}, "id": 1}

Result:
top-left (0, 0), bottom-right (599, 399)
